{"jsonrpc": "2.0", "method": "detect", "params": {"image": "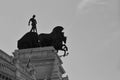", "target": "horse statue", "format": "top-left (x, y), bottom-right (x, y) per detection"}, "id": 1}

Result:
top-left (39, 26), bottom-right (69, 57)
